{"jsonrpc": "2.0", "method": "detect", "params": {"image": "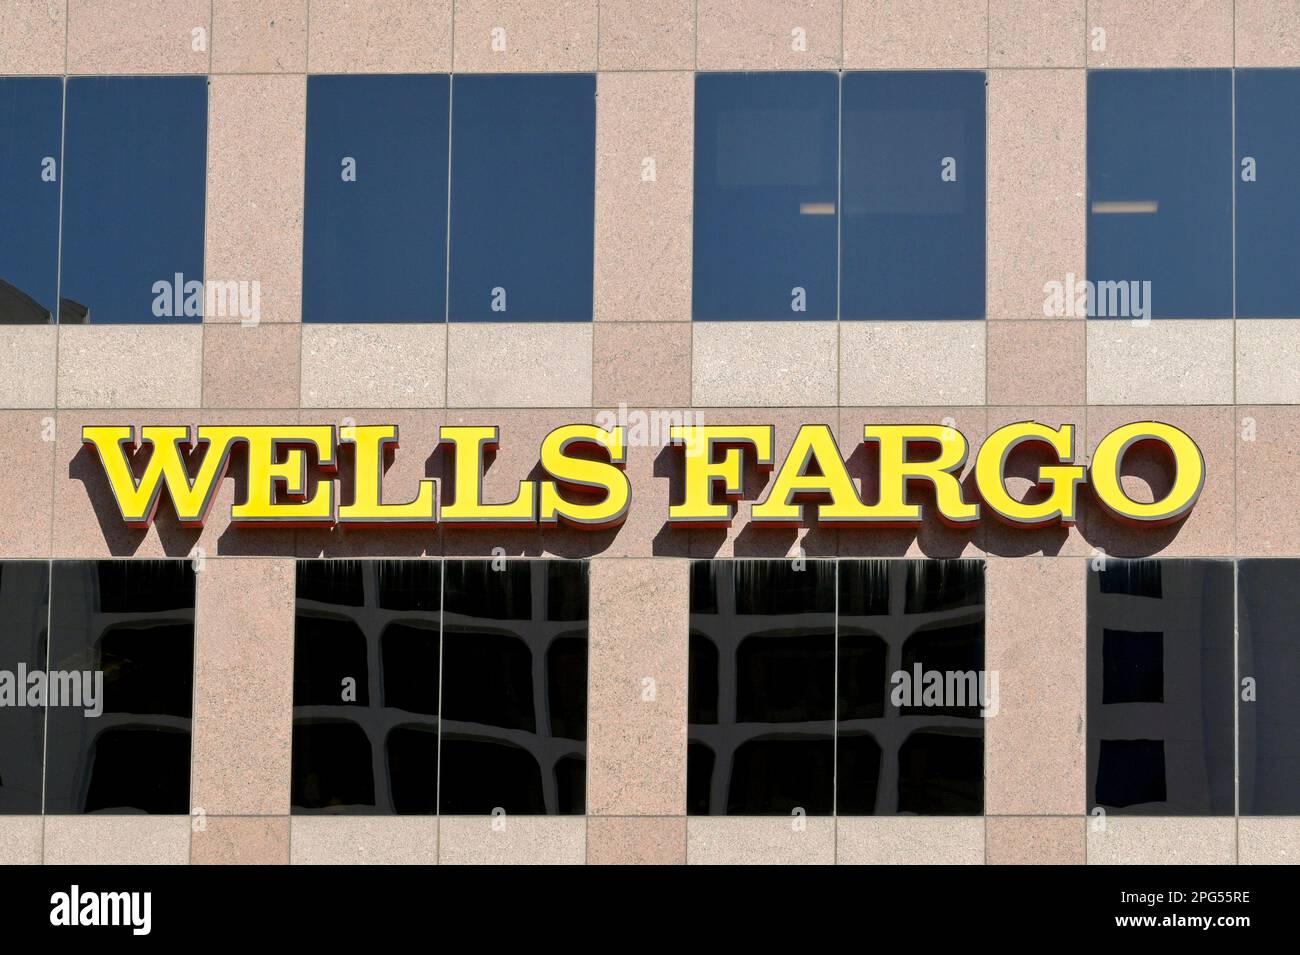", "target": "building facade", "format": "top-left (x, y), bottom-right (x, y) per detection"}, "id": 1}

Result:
top-left (1, 0), bottom-right (1299, 865)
